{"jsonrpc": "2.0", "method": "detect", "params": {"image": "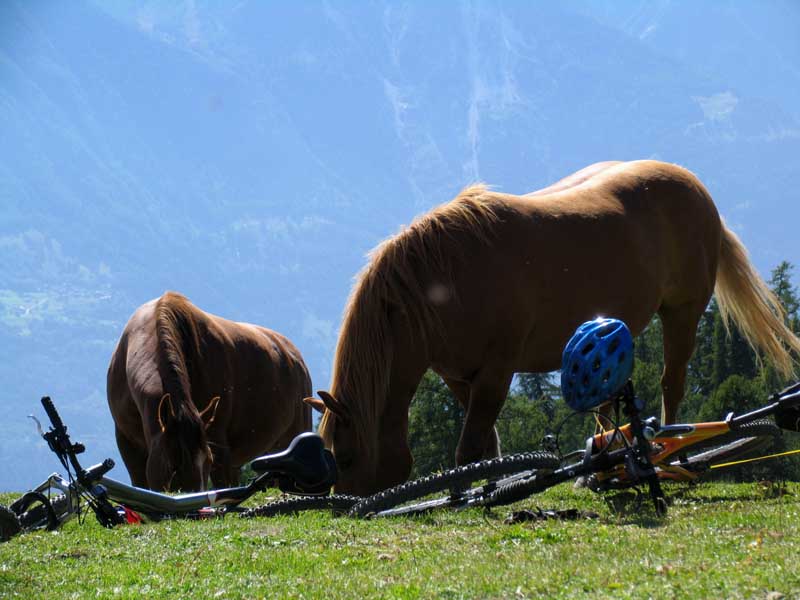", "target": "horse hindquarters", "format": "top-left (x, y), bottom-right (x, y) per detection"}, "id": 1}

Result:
top-left (107, 334), bottom-right (151, 487)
